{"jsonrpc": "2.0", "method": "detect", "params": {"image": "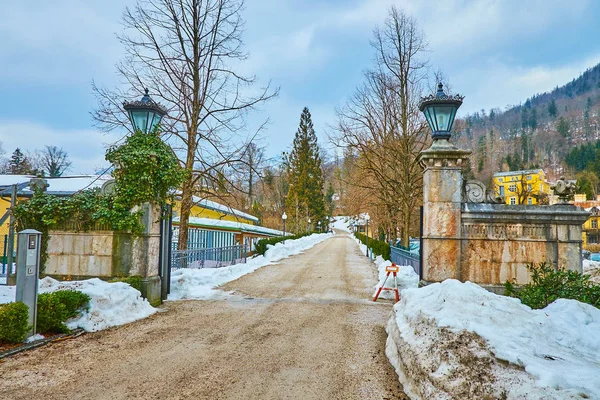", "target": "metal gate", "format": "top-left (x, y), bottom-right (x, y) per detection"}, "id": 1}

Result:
top-left (389, 206), bottom-right (423, 280)
top-left (158, 204), bottom-right (173, 301)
